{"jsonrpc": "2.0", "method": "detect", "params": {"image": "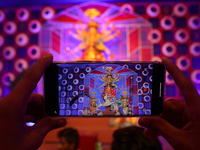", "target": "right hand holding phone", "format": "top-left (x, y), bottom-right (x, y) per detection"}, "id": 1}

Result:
top-left (139, 57), bottom-right (200, 150)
